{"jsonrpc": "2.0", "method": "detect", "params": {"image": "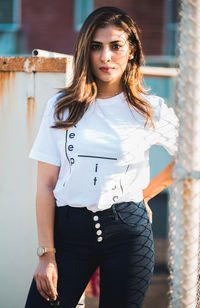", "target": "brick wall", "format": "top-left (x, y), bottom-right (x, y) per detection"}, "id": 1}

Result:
top-left (21, 0), bottom-right (77, 55)
top-left (21, 0), bottom-right (165, 56)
